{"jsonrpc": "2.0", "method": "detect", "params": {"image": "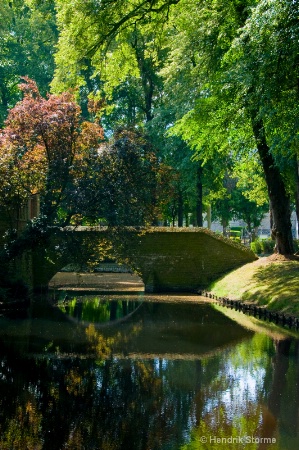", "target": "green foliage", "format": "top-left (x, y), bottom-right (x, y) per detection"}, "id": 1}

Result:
top-left (52, 0), bottom-right (207, 226)
top-left (0, 0), bottom-right (58, 124)
top-left (250, 239), bottom-right (263, 255)
top-left (260, 239), bottom-right (276, 255)
top-left (1, 0), bottom-right (298, 259)
top-left (251, 238), bottom-right (276, 255)
top-left (293, 240), bottom-right (299, 254)
top-left (71, 128), bottom-right (161, 226)
top-left (233, 154), bottom-right (268, 207)
top-left (52, 0), bottom-right (175, 121)
top-left (164, 0), bottom-right (297, 253)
